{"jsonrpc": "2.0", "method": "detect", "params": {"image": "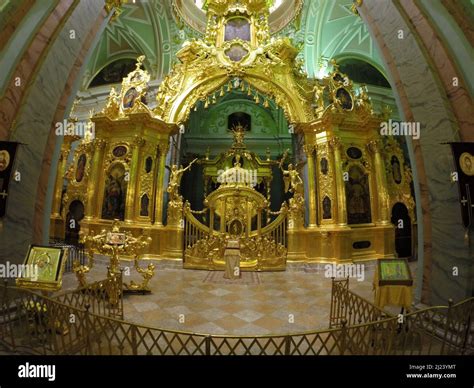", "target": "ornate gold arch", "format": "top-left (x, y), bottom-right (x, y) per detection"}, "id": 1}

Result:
top-left (165, 68), bottom-right (313, 125)
top-left (153, 0), bottom-right (317, 126)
